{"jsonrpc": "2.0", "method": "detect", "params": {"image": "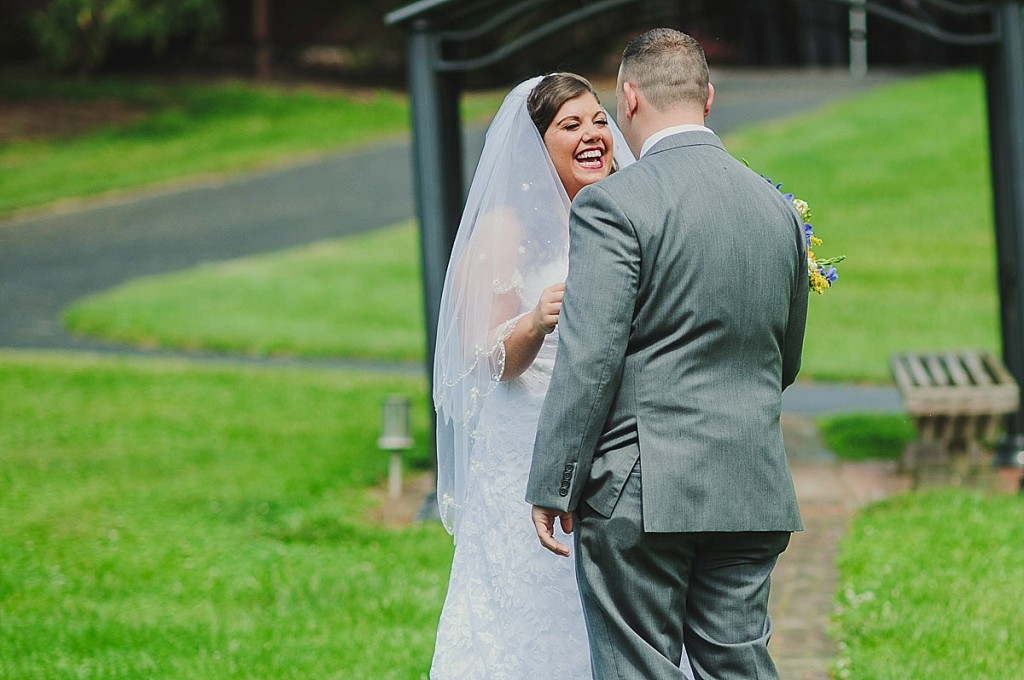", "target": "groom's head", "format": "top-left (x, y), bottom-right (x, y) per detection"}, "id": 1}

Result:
top-left (616, 28), bottom-right (714, 155)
